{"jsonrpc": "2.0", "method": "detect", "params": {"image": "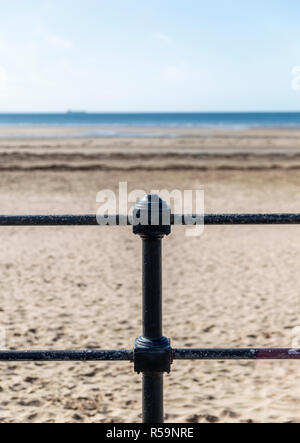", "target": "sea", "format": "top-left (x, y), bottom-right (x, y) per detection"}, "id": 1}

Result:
top-left (0, 112), bottom-right (300, 137)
